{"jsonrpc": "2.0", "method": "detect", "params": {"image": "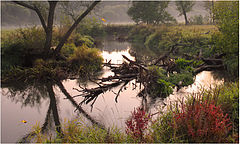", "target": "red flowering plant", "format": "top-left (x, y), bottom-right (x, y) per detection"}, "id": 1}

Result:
top-left (173, 96), bottom-right (232, 143)
top-left (125, 107), bottom-right (151, 142)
